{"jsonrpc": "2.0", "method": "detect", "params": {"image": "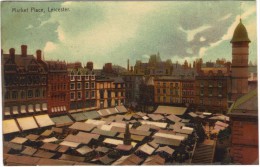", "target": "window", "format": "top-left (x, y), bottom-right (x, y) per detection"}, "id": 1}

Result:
top-left (108, 91), bottom-right (111, 98)
top-left (91, 91), bottom-right (95, 98)
top-left (70, 83), bottom-right (75, 90)
top-left (42, 90), bottom-right (45, 97)
top-left (163, 89), bottom-right (166, 94)
top-left (163, 97), bottom-right (166, 103)
top-left (100, 90), bottom-right (104, 99)
top-left (163, 83), bottom-right (166, 87)
top-left (70, 92), bottom-right (75, 100)
top-left (85, 82), bottom-right (89, 89)
top-left (85, 75), bottom-right (89, 80)
top-left (175, 83), bottom-right (178, 87)
top-left (170, 97), bottom-right (173, 103)
top-left (200, 88), bottom-right (204, 96)
top-left (85, 91), bottom-right (89, 98)
top-left (170, 83), bottom-right (173, 87)
top-left (63, 84), bottom-right (66, 90)
top-left (28, 90), bottom-right (33, 98)
top-left (157, 89), bottom-right (160, 94)
top-left (12, 91), bottom-right (18, 99)
top-left (77, 82), bottom-right (81, 89)
top-left (170, 89), bottom-right (173, 95)
top-left (70, 75), bottom-right (75, 81)
top-left (21, 91), bottom-right (25, 99)
top-left (91, 82), bottom-right (95, 88)
top-left (200, 99), bottom-right (204, 105)
top-left (175, 89), bottom-right (178, 96)
top-left (77, 91), bottom-right (82, 99)
top-left (35, 89), bottom-right (40, 97)
top-left (218, 81), bottom-right (223, 87)
top-left (91, 75), bottom-right (95, 80)
top-left (208, 88), bottom-right (213, 96)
